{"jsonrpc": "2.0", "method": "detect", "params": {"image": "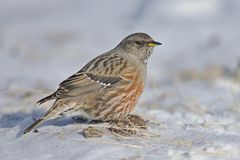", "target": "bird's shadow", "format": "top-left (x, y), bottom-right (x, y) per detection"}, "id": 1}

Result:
top-left (0, 108), bottom-right (90, 138)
